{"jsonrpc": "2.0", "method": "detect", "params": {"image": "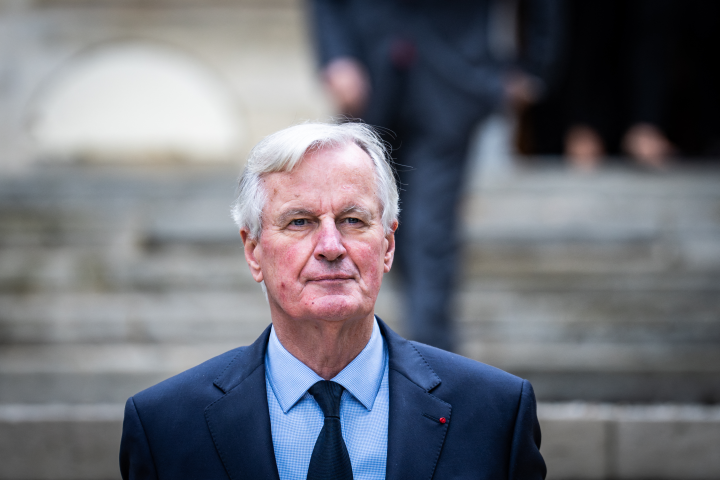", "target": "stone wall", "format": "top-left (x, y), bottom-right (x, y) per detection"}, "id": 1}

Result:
top-left (0, 0), bottom-right (330, 170)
